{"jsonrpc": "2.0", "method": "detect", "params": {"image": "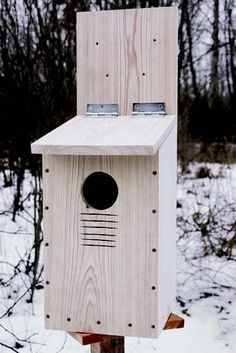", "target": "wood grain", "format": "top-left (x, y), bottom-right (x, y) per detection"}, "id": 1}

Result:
top-left (163, 313), bottom-right (184, 330)
top-left (31, 115), bottom-right (175, 155)
top-left (77, 8), bottom-right (178, 116)
top-left (43, 155), bottom-right (159, 338)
